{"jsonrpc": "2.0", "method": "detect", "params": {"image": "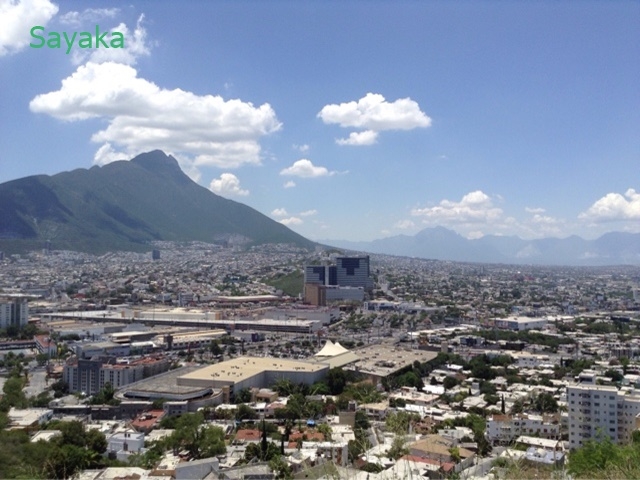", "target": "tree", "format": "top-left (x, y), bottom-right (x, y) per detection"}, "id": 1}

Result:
top-left (325, 368), bottom-right (350, 395)
top-left (90, 382), bottom-right (119, 406)
top-left (385, 411), bottom-right (420, 435)
top-left (235, 388), bottom-right (252, 404)
top-left (269, 454), bottom-right (293, 479)
top-left (387, 436), bottom-right (409, 460)
top-left (316, 423), bottom-right (332, 441)
top-left (209, 341), bottom-right (222, 357)
top-left (443, 376), bottom-right (459, 390)
top-left (533, 392), bottom-right (558, 413)
top-left (0, 376), bottom-right (28, 410)
top-left (568, 431), bottom-right (640, 479)
top-left (85, 429), bottom-right (107, 454)
top-left (166, 412), bottom-right (226, 459)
